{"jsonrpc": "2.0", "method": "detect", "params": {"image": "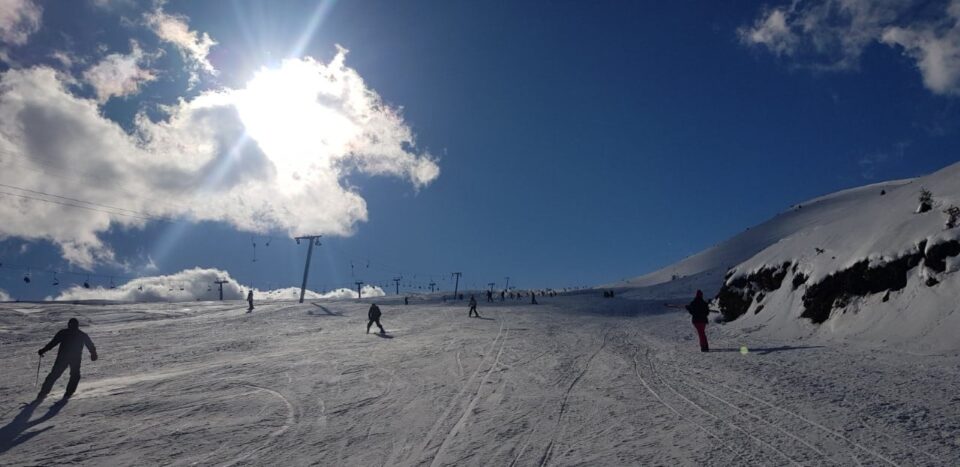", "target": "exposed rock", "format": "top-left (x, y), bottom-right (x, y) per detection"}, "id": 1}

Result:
top-left (801, 251), bottom-right (923, 324)
top-left (716, 262), bottom-right (790, 322)
top-left (924, 240), bottom-right (960, 273)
